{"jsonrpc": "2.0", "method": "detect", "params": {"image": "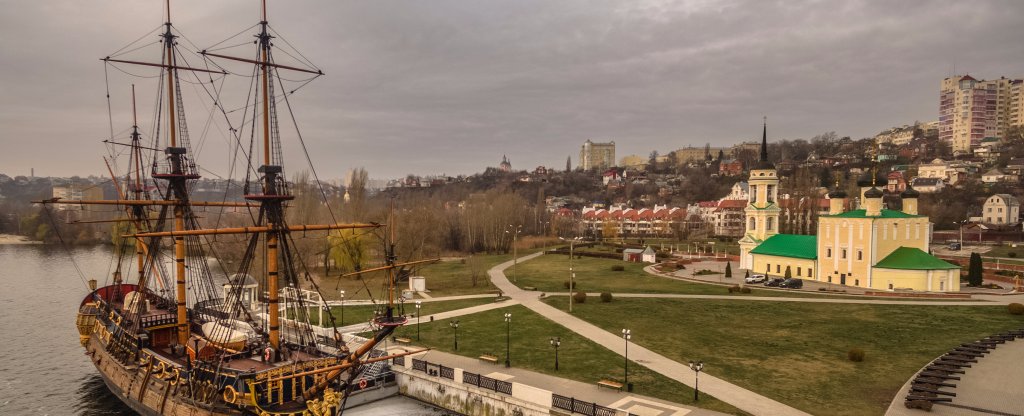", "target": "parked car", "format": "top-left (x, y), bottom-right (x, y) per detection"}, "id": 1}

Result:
top-left (764, 278), bottom-right (785, 287)
top-left (948, 242), bottom-right (961, 250)
top-left (745, 274), bottom-right (766, 284)
top-left (780, 278), bottom-right (804, 289)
